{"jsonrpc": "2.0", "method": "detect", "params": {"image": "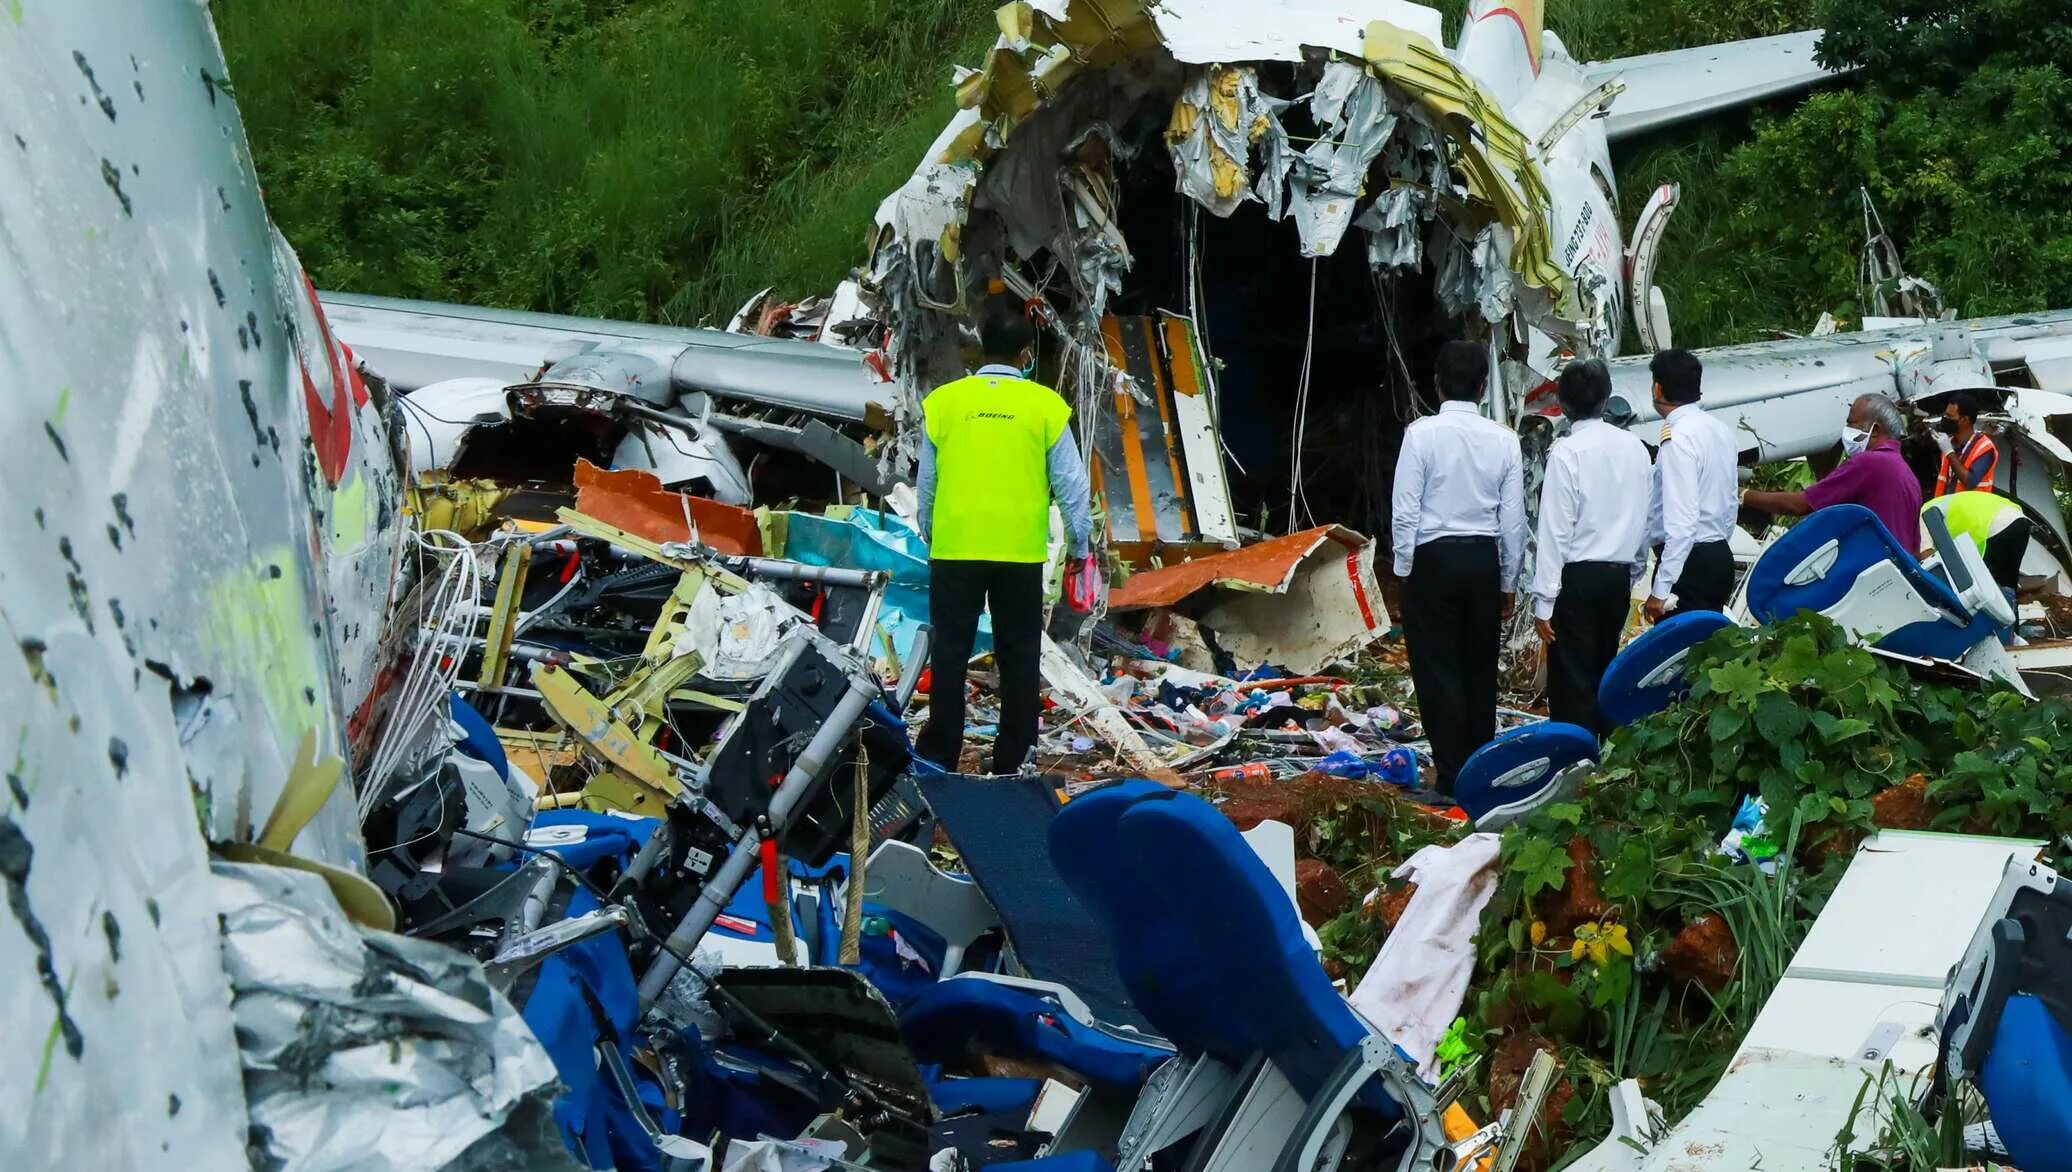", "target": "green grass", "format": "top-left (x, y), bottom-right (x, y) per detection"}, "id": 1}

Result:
top-left (219, 0), bottom-right (2067, 355)
top-left (215, 0), bottom-right (996, 324)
